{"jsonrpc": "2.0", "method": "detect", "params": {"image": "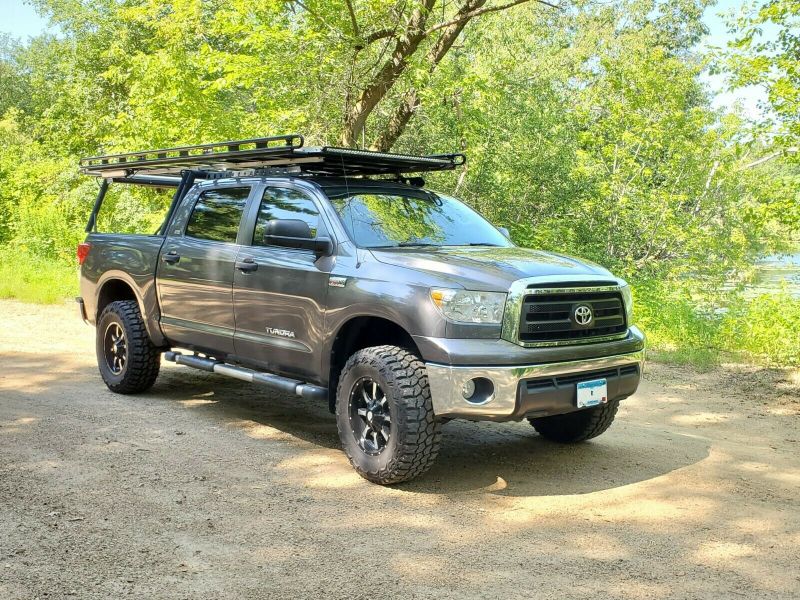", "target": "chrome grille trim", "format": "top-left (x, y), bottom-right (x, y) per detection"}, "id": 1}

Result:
top-left (501, 275), bottom-right (630, 348)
